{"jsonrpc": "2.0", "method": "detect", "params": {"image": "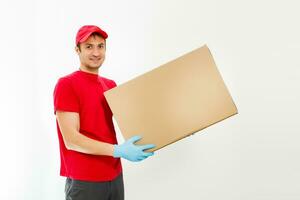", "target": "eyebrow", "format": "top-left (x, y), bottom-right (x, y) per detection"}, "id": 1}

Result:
top-left (84, 43), bottom-right (105, 46)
